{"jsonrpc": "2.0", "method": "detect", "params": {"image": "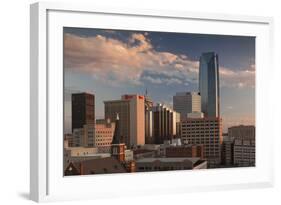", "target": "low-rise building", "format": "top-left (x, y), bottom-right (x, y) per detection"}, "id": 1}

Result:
top-left (63, 146), bottom-right (106, 170)
top-left (64, 146), bottom-right (98, 157)
top-left (64, 157), bottom-right (127, 176)
top-left (135, 157), bottom-right (207, 172)
top-left (133, 149), bottom-right (157, 160)
top-left (165, 144), bottom-right (204, 159)
top-left (233, 139), bottom-right (255, 167)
